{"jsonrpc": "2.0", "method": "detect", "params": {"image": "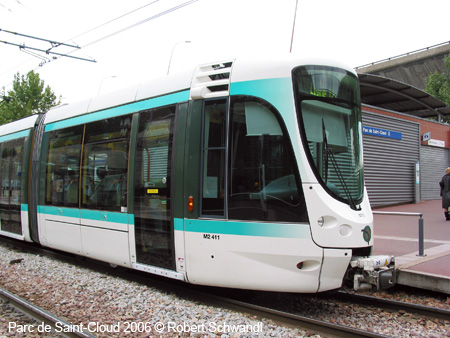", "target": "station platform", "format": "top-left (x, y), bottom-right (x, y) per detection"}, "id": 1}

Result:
top-left (372, 199), bottom-right (450, 294)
